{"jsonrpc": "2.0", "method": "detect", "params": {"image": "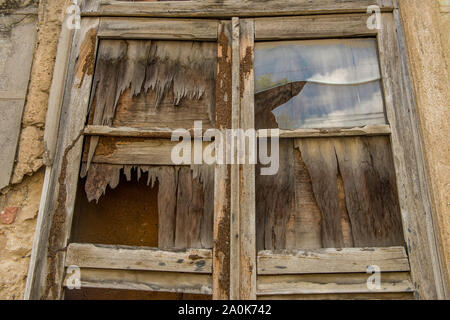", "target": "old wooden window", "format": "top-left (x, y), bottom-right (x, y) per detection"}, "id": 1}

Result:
top-left (25, 17), bottom-right (232, 300)
top-left (26, 0), bottom-right (447, 300)
top-left (253, 33), bottom-right (407, 299)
